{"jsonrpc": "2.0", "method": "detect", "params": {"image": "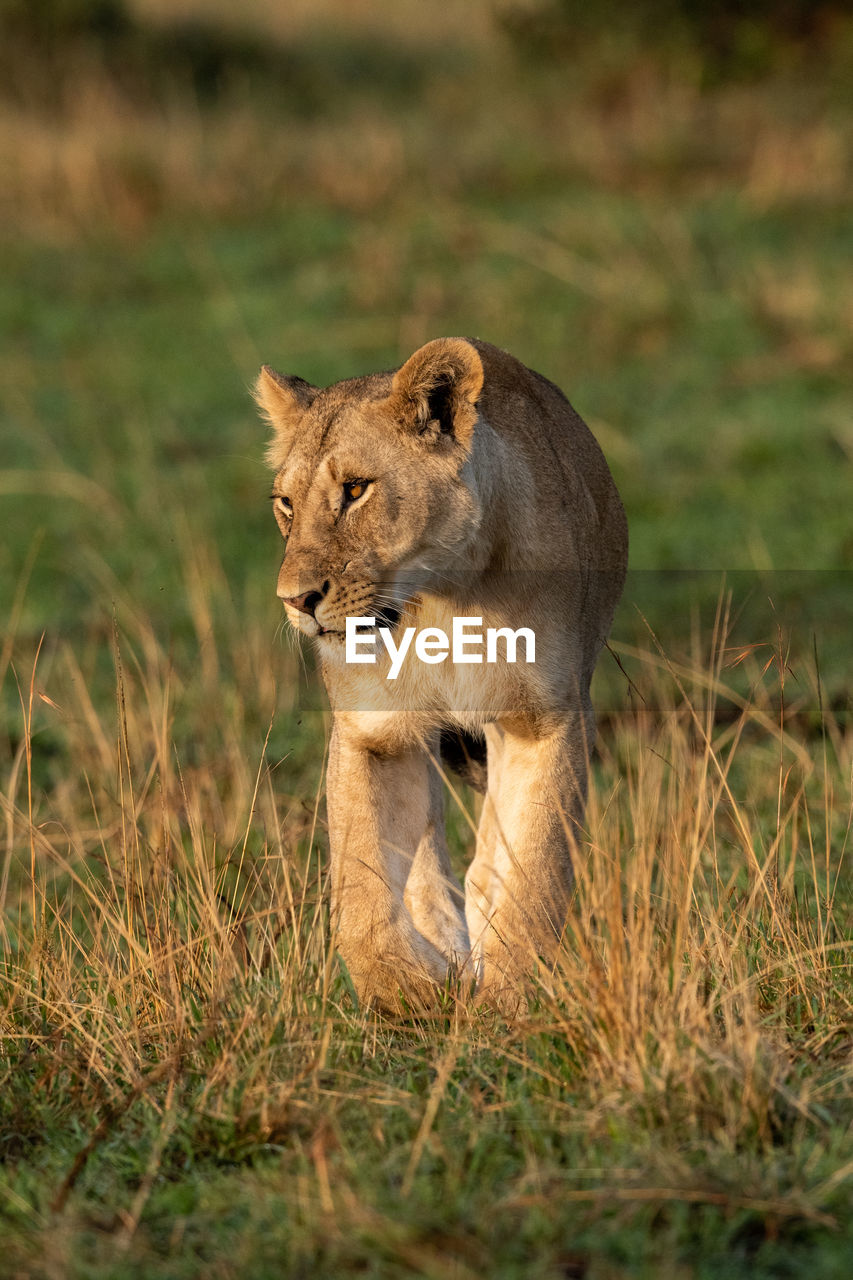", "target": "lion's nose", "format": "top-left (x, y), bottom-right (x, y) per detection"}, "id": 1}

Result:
top-left (282, 583), bottom-right (329, 617)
